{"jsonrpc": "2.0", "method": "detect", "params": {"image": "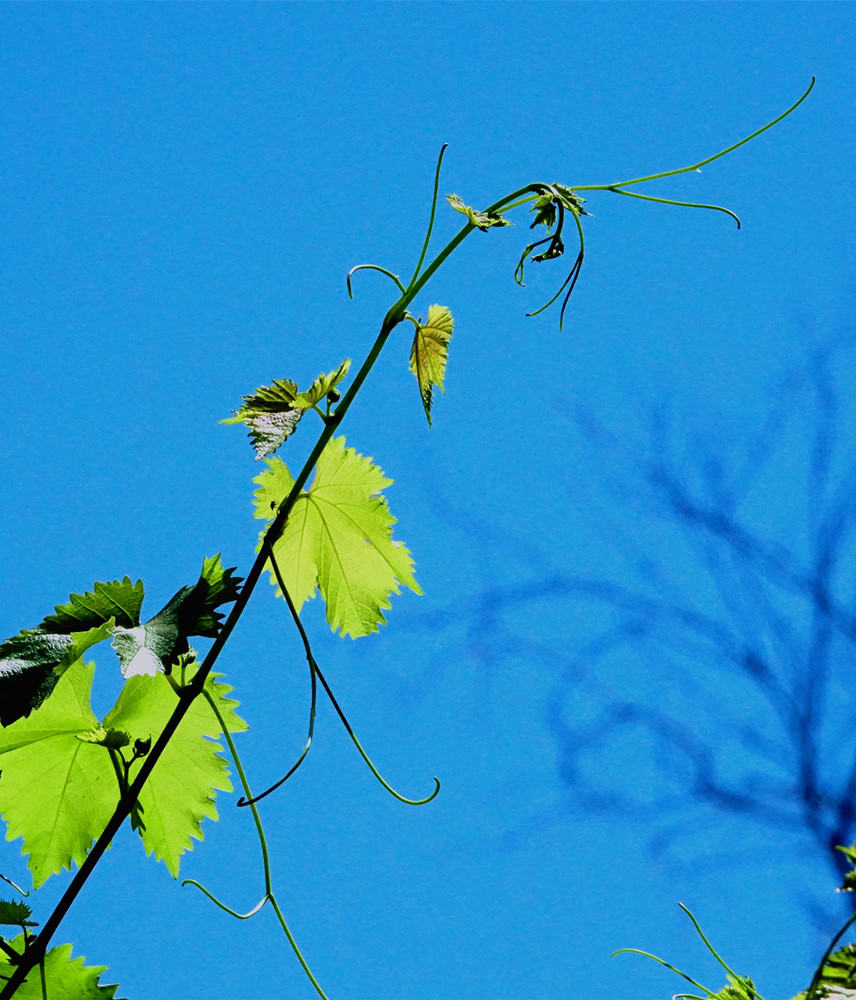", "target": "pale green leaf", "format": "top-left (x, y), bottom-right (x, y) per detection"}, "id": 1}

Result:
top-left (253, 436), bottom-right (421, 637)
top-left (0, 660), bottom-right (119, 887)
top-left (297, 358), bottom-right (351, 408)
top-left (225, 361), bottom-right (351, 459)
top-left (0, 934), bottom-right (124, 999)
top-left (409, 305), bottom-right (453, 426)
top-left (103, 670), bottom-right (247, 877)
top-left (446, 193), bottom-right (511, 231)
